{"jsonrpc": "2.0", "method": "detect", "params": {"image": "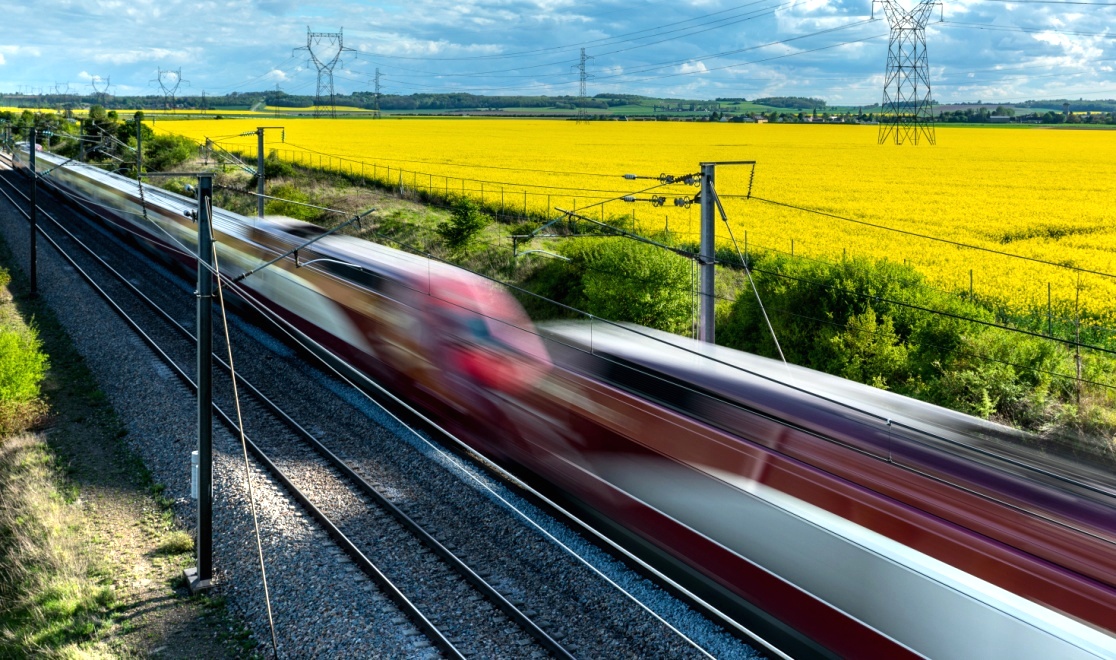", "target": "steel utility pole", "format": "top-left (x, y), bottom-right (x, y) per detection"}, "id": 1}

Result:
top-left (134, 114), bottom-right (143, 177)
top-left (185, 174), bottom-right (215, 593)
top-left (28, 127), bottom-right (38, 297)
top-left (255, 127), bottom-right (284, 219)
top-left (698, 163), bottom-right (716, 343)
